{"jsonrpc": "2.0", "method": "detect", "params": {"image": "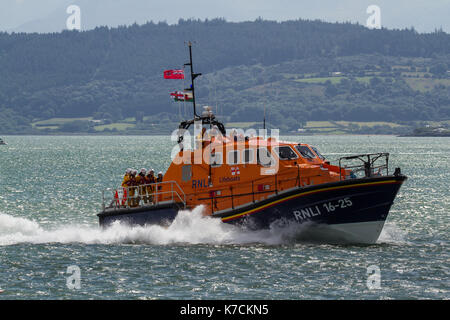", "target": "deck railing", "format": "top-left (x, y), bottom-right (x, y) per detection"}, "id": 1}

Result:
top-left (196, 168), bottom-right (324, 214)
top-left (102, 154), bottom-right (391, 214)
top-left (338, 153), bottom-right (389, 181)
top-left (102, 180), bottom-right (186, 211)
top-left (195, 155), bottom-right (391, 214)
